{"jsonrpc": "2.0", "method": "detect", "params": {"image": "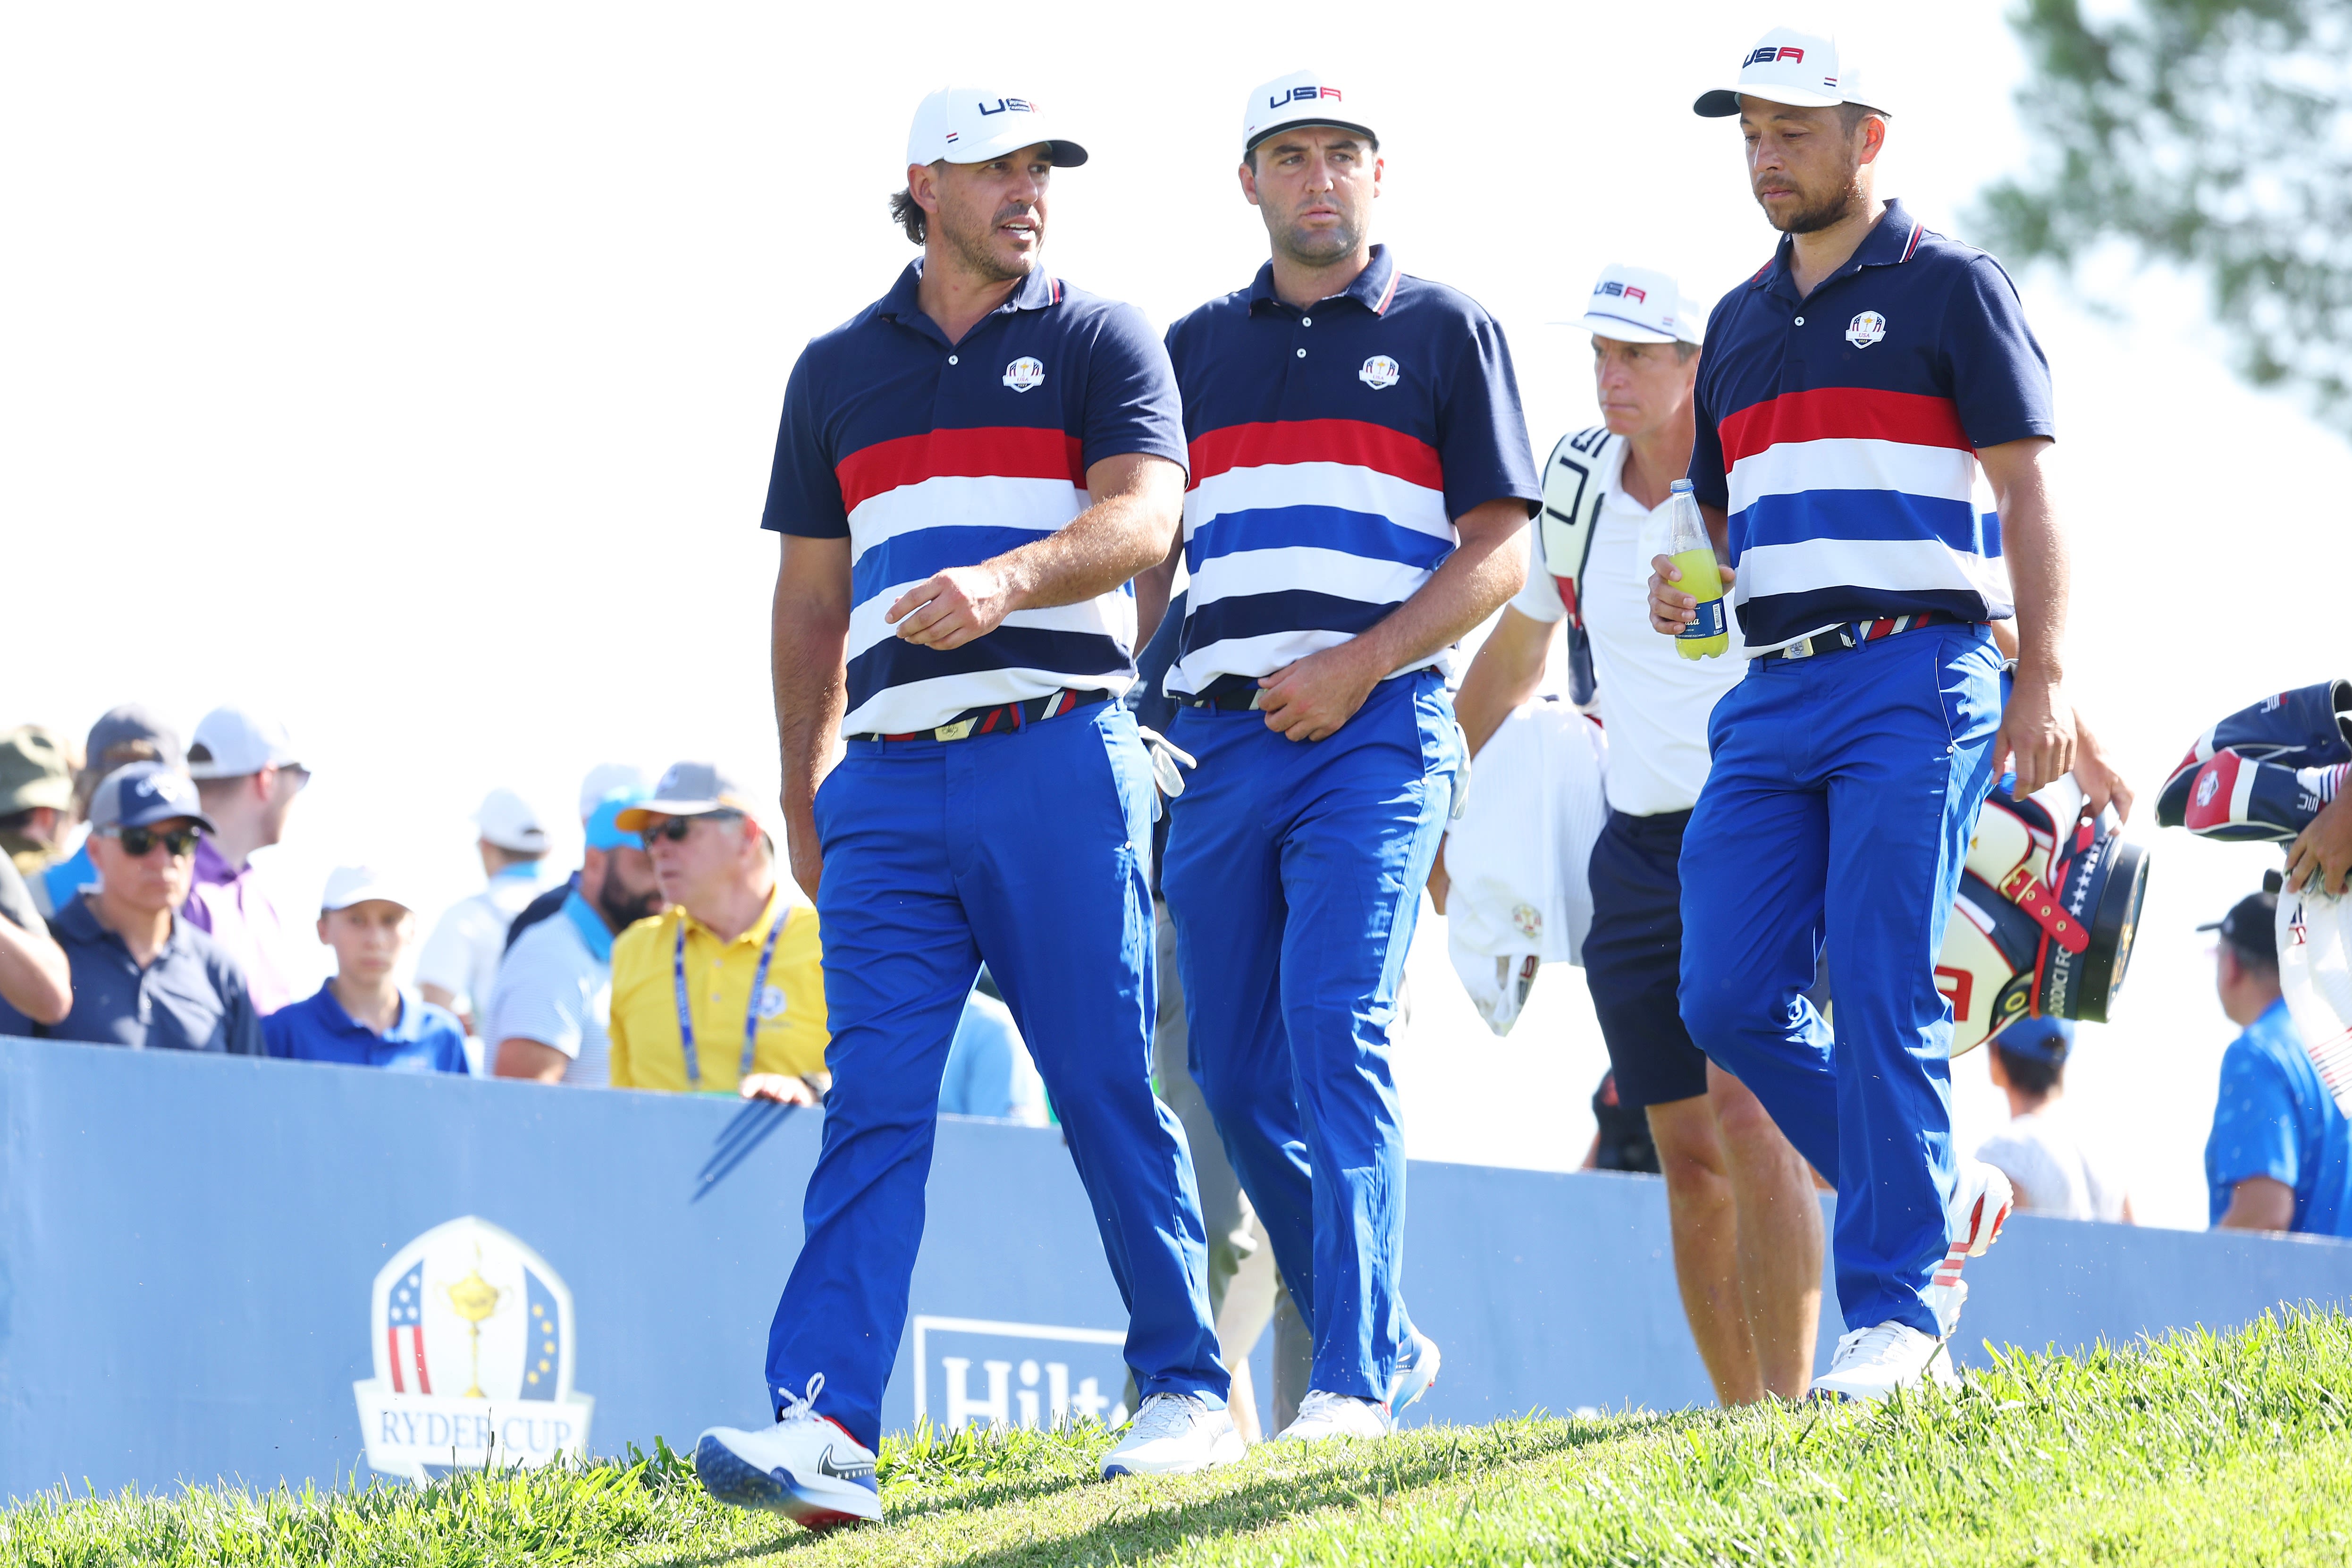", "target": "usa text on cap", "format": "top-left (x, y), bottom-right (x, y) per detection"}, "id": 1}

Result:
top-left (907, 87), bottom-right (1088, 169)
top-left (1241, 69), bottom-right (1377, 156)
top-left (1578, 263), bottom-right (1704, 346)
top-left (1694, 28), bottom-right (1886, 118)
top-left (186, 706), bottom-right (304, 781)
